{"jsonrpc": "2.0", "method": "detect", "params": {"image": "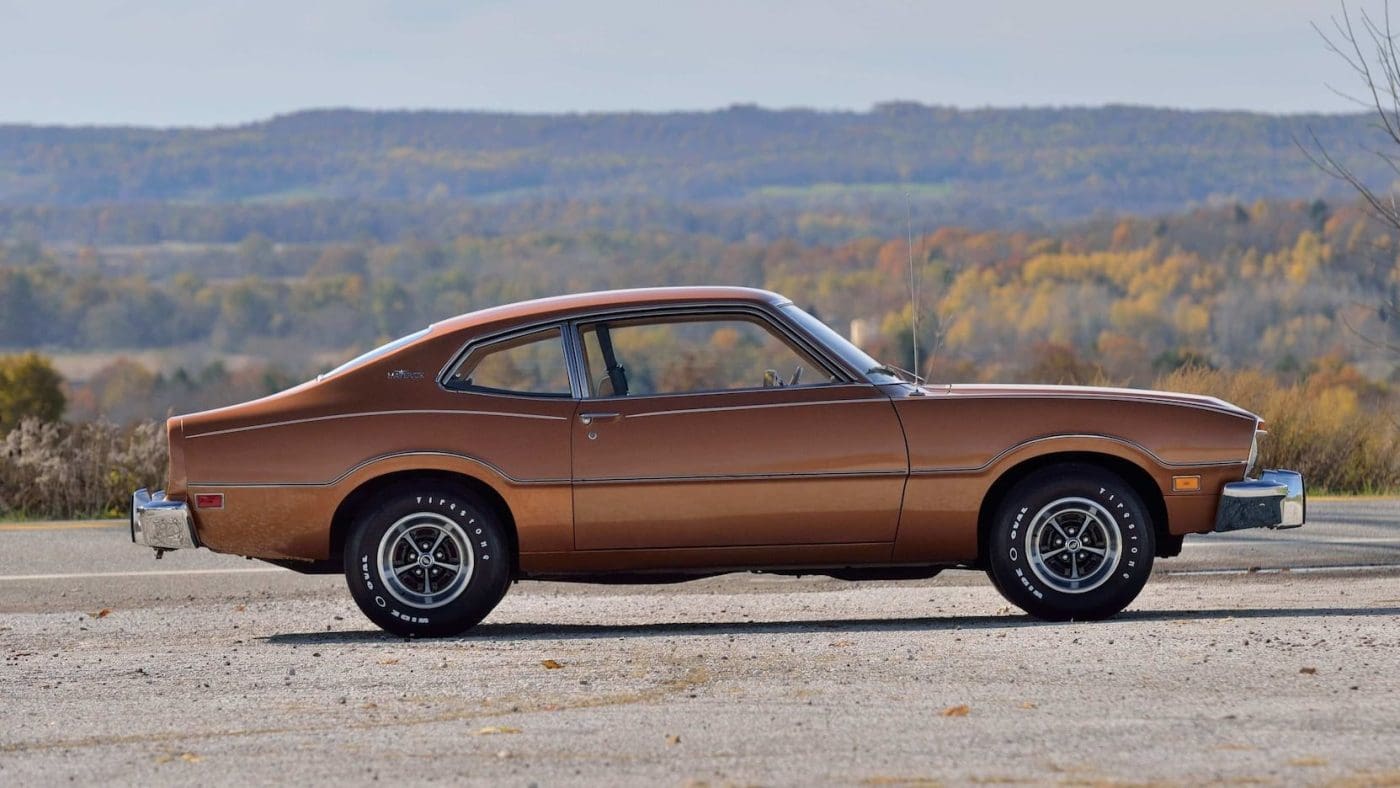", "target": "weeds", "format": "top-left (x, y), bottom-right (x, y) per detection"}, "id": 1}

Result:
top-left (0, 419), bottom-right (167, 519)
top-left (0, 365), bottom-right (1395, 521)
